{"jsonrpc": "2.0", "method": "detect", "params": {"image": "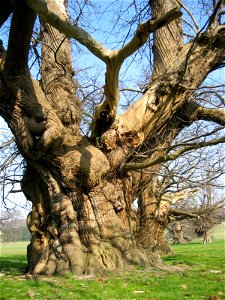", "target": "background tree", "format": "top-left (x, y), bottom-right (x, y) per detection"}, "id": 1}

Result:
top-left (135, 128), bottom-right (225, 251)
top-left (0, 209), bottom-right (30, 242)
top-left (157, 151), bottom-right (225, 245)
top-left (0, 0), bottom-right (224, 276)
top-left (193, 183), bottom-right (224, 243)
